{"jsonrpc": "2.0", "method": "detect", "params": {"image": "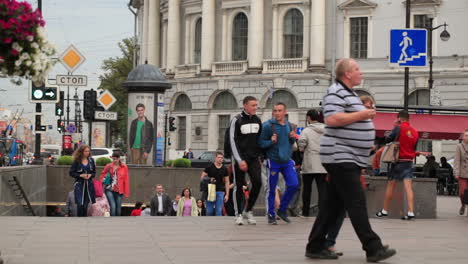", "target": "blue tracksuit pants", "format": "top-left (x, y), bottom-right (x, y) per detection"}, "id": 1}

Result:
top-left (266, 159), bottom-right (299, 217)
